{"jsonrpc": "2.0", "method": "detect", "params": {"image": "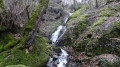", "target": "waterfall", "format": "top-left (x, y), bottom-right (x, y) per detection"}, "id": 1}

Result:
top-left (47, 49), bottom-right (68, 67)
top-left (57, 49), bottom-right (68, 67)
top-left (50, 25), bottom-right (63, 44)
top-left (50, 13), bottom-right (73, 44)
top-left (47, 13), bottom-right (73, 67)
